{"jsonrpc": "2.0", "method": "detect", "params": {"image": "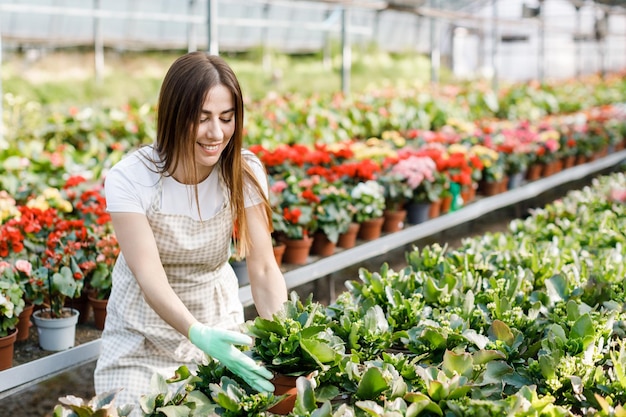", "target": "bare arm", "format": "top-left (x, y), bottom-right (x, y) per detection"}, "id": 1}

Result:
top-left (109, 212), bottom-right (198, 336)
top-left (244, 204), bottom-right (288, 318)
